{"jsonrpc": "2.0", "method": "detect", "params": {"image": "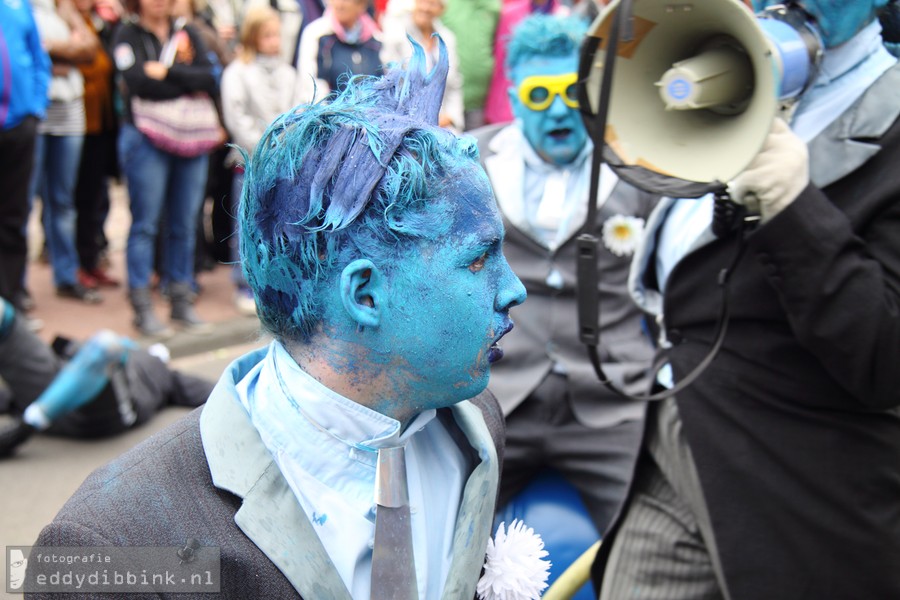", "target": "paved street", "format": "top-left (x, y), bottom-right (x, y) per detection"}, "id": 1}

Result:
top-left (1, 183), bottom-right (269, 598)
